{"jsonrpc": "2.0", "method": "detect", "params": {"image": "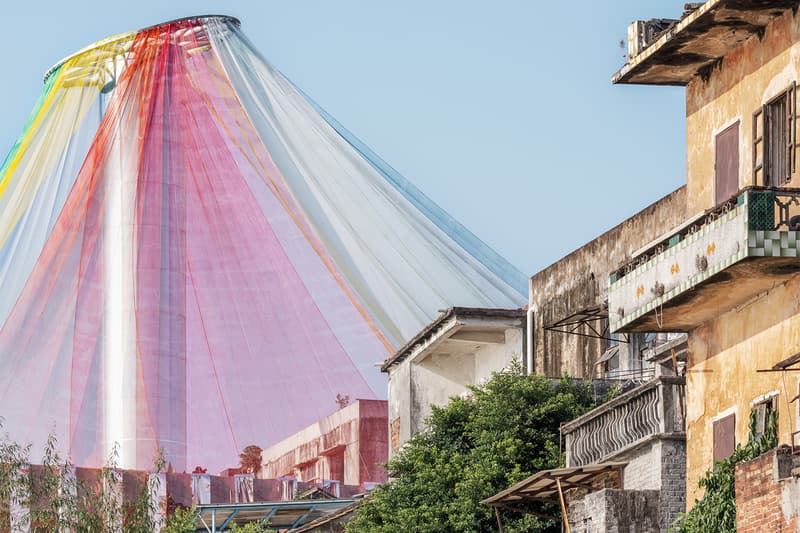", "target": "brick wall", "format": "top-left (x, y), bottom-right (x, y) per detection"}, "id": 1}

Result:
top-left (735, 446), bottom-right (799, 533)
top-left (619, 438), bottom-right (686, 532)
top-left (660, 440), bottom-right (686, 532)
top-left (569, 488), bottom-right (661, 533)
